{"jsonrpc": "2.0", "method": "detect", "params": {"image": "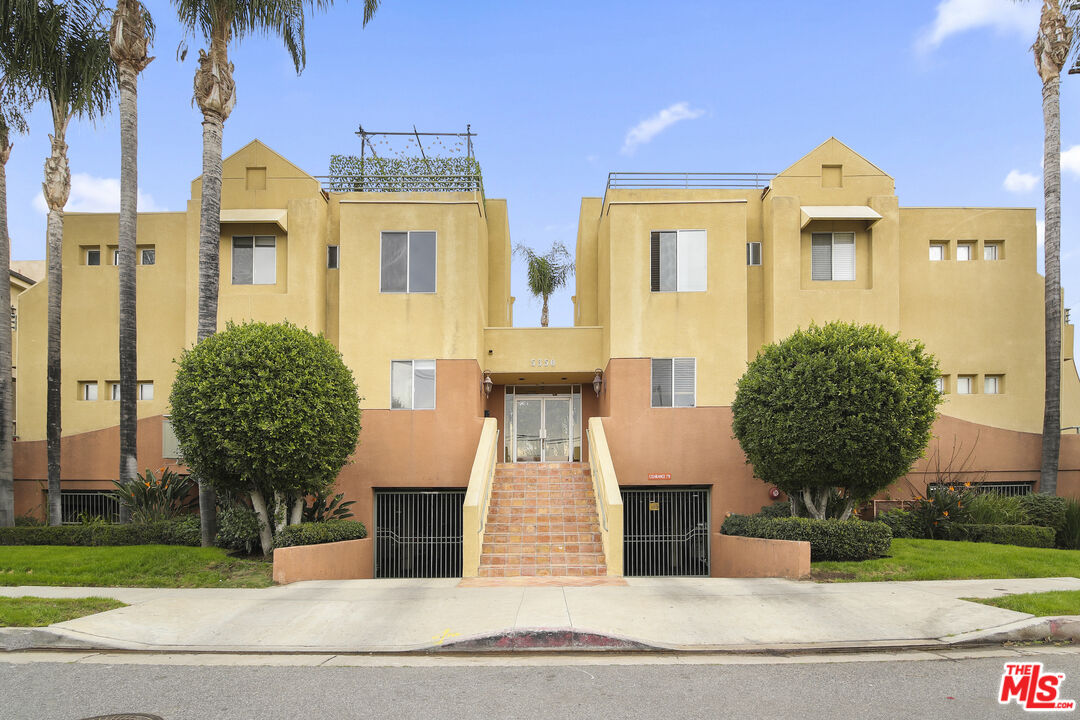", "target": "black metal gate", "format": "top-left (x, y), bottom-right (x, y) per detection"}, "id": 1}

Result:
top-left (623, 488), bottom-right (710, 576)
top-left (374, 489), bottom-right (465, 578)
